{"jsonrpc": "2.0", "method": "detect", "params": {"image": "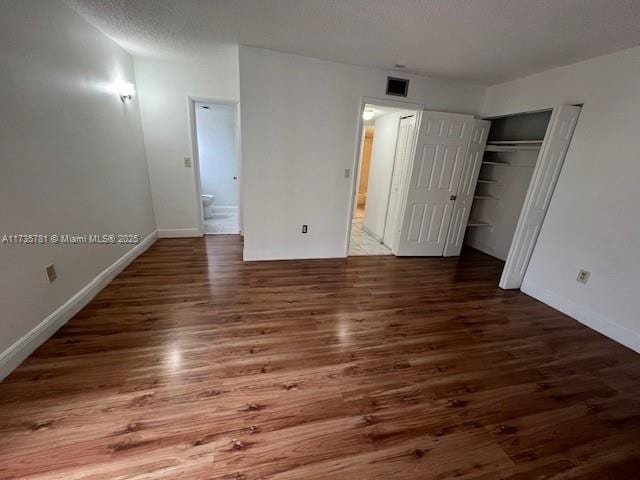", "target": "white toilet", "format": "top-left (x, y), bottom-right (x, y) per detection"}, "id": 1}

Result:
top-left (201, 194), bottom-right (214, 219)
